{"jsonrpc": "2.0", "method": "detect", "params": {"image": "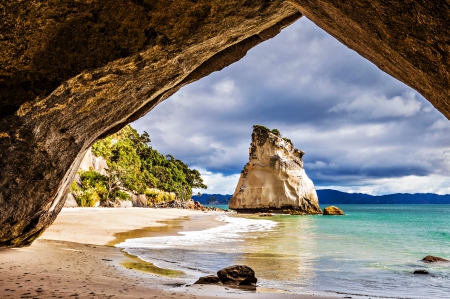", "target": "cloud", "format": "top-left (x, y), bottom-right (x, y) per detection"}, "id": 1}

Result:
top-left (192, 168), bottom-right (240, 195)
top-left (132, 17), bottom-right (450, 195)
top-left (318, 174), bottom-right (450, 196)
top-left (329, 91), bottom-right (422, 119)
